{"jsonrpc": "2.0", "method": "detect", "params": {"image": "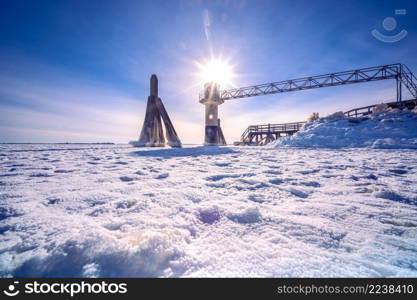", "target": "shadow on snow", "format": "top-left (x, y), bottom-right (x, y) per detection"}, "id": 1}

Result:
top-left (130, 146), bottom-right (238, 158)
